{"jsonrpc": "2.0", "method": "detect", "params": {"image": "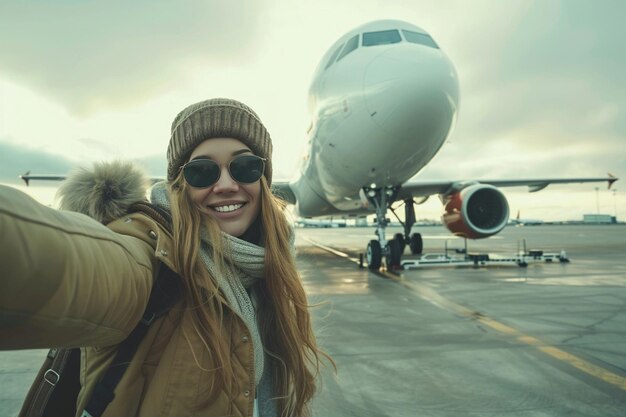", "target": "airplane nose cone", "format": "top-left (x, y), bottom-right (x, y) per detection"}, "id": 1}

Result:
top-left (363, 44), bottom-right (460, 141)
